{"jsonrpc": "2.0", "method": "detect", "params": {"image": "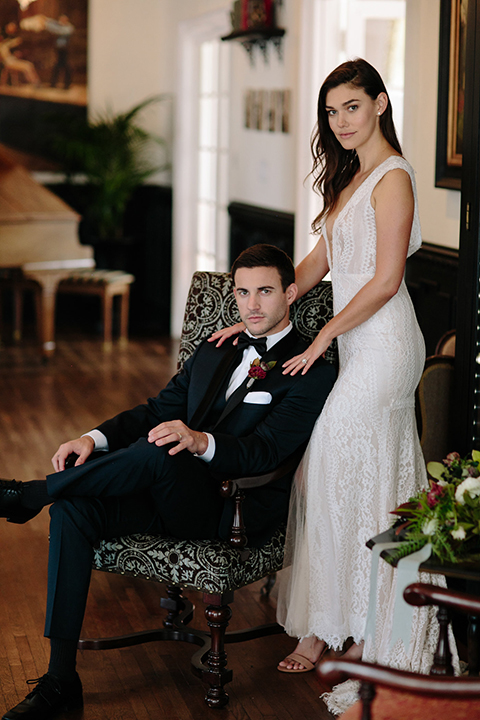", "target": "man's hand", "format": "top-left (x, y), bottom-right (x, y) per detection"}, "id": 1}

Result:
top-left (51, 435), bottom-right (95, 472)
top-left (147, 421), bottom-right (208, 457)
